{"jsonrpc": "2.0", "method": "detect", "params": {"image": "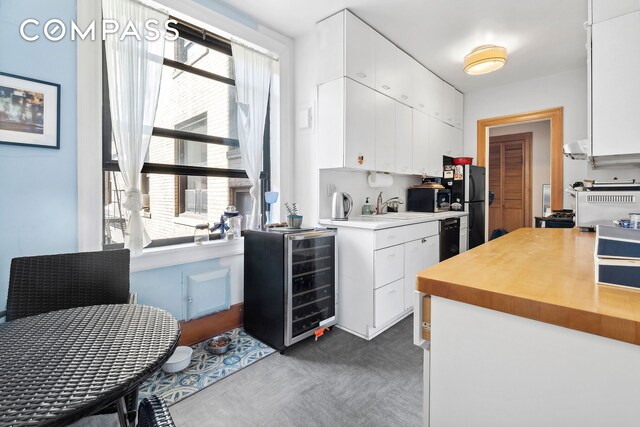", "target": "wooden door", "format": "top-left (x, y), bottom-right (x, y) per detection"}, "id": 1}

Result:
top-left (488, 133), bottom-right (532, 233)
